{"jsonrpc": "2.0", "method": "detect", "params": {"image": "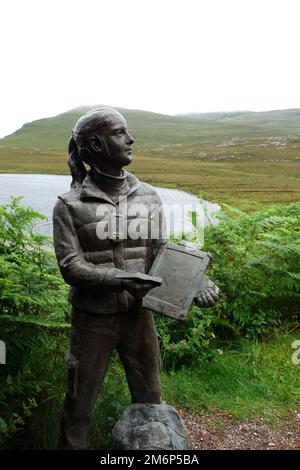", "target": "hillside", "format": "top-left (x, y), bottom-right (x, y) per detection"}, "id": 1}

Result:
top-left (1, 106), bottom-right (300, 151)
top-left (0, 106), bottom-right (299, 209)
